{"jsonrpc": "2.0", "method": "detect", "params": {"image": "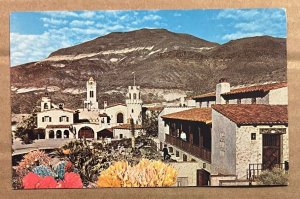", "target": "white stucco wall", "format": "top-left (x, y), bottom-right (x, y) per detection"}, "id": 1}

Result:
top-left (211, 110), bottom-right (237, 176)
top-left (113, 128), bottom-right (143, 139)
top-left (37, 109), bottom-right (74, 129)
top-left (105, 105), bottom-right (128, 125)
top-left (169, 162), bottom-right (204, 187)
top-left (268, 87), bottom-right (288, 105)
